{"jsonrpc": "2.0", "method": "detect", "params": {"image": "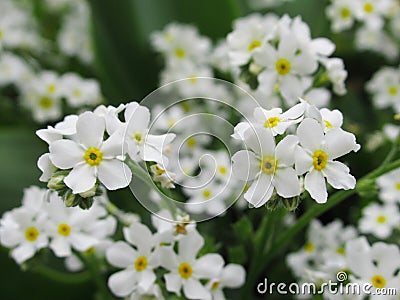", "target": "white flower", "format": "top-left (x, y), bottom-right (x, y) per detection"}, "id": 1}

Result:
top-left (358, 203), bottom-right (400, 238)
top-left (320, 57), bottom-right (348, 96)
top-left (207, 263), bottom-right (246, 300)
top-left (354, 0), bottom-right (392, 30)
top-left (124, 102), bottom-right (175, 165)
top-left (160, 231), bottom-right (224, 300)
top-left (0, 52), bottom-right (33, 88)
top-left (295, 118), bottom-right (358, 203)
top-left (320, 108), bottom-right (343, 132)
top-left (254, 32), bottom-right (318, 102)
top-left (151, 23), bottom-right (211, 66)
top-left (45, 195), bottom-right (102, 257)
top-left (49, 111), bottom-right (132, 194)
top-left (326, 0), bottom-right (357, 32)
top-left (227, 13), bottom-right (279, 66)
top-left (150, 164), bottom-right (176, 189)
top-left (366, 66), bottom-right (400, 112)
top-left (376, 167), bottom-right (400, 203)
top-left (0, 186), bottom-right (49, 264)
top-left (106, 223), bottom-right (158, 298)
top-left (60, 73), bottom-right (101, 108)
top-left (36, 115), bottom-right (78, 144)
top-left (383, 123), bottom-right (400, 141)
top-left (232, 127), bottom-right (300, 207)
top-left (346, 237), bottom-right (400, 300)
